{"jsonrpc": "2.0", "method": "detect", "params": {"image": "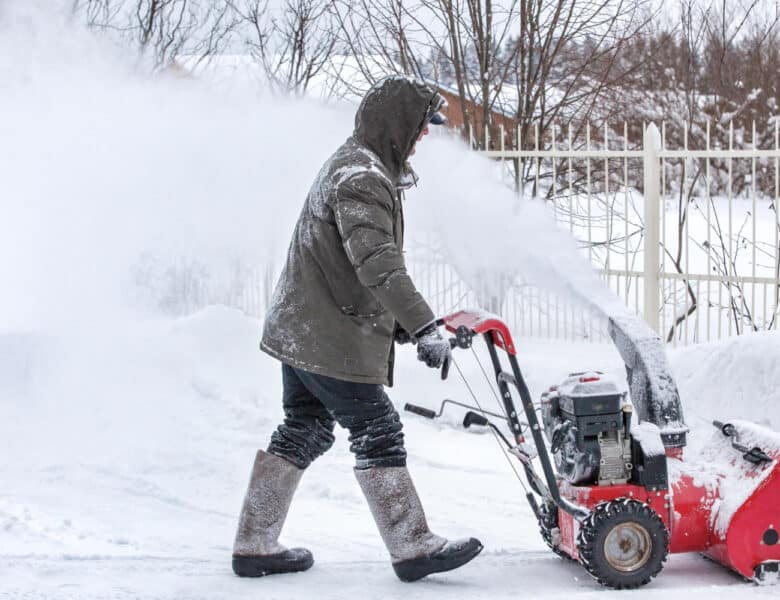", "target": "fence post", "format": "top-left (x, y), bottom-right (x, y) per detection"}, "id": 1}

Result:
top-left (643, 123), bottom-right (662, 333)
